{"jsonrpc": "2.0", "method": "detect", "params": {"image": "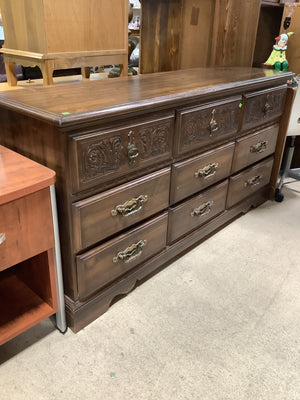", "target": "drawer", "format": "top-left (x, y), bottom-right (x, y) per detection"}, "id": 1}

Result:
top-left (241, 86), bottom-right (286, 132)
top-left (77, 213), bottom-right (168, 300)
top-left (227, 157), bottom-right (274, 208)
top-left (175, 96), bottom-right (241, 156)
top-left (168, 180), bottom-right (228, 244)
top-left (70, 113), bottom-right (174, 192)
top-left (170, 142), bottom-right (234, 204)
top-left (72, 168), bottom-right (170, 251)
top-left (232, 124), bottom-right (279, 173)
top-left (0, 188), bottom-right (54, 271)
